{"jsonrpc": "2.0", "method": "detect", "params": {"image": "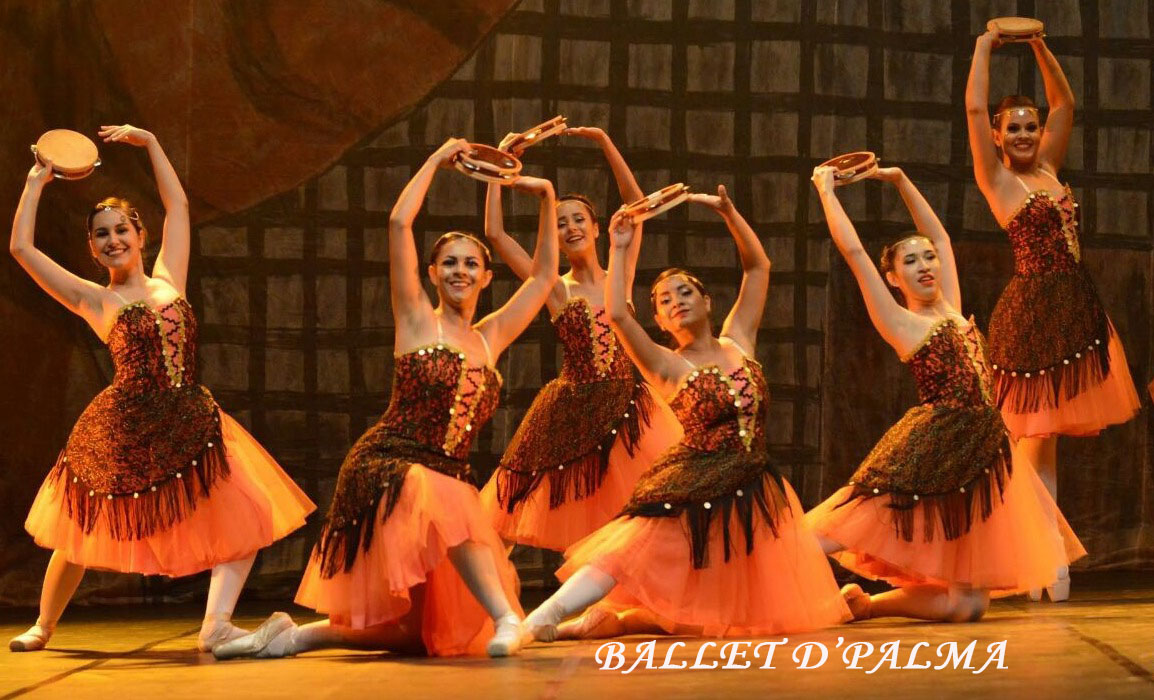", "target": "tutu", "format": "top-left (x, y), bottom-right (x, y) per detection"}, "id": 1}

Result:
top-left (559, 480), bottom-right (850, 636)
top-left (295, 465), bottom-right (521, 656)
top-left (999, 322), bottom-right (1139, 438)
top-left (25, 413), bottom-right (315, 577)
top-left (807, 442), bottom-right (1086, 593)
top-left (481, 384), bottom-right (681, 550)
